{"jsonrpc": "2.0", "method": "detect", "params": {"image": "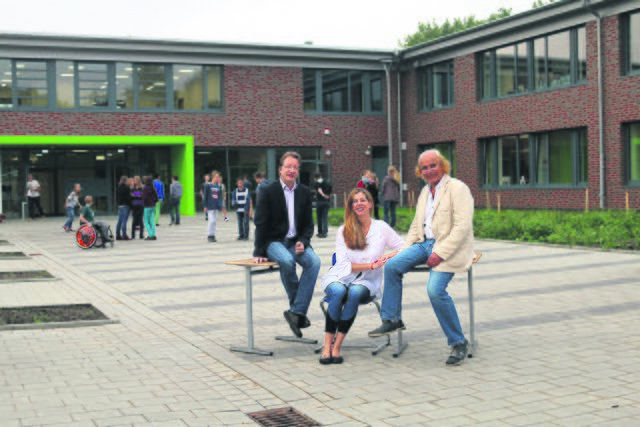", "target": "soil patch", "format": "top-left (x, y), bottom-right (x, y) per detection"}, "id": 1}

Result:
top-left (0, 270), bottom-right (55, 281)
top-left (0, 304), bottom-right (108, 325)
